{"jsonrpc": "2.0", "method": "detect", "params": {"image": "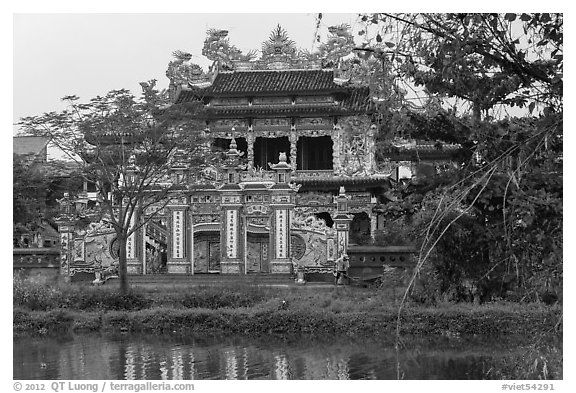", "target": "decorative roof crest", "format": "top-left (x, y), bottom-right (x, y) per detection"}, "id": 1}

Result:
top-left (261, 25), bottom-right (297, 59)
